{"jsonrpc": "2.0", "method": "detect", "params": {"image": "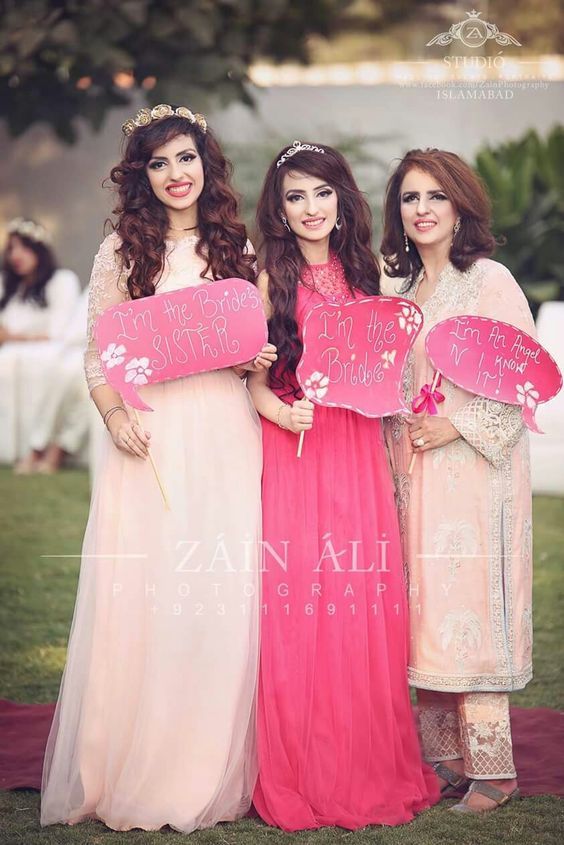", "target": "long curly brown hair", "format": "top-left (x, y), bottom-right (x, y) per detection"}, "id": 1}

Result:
top-left (109, 114), bottom-right (255, 299)
top-left (381, 148), bottom-right (498, 291)
top-left (256, 143), bottom-right (381, 397)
